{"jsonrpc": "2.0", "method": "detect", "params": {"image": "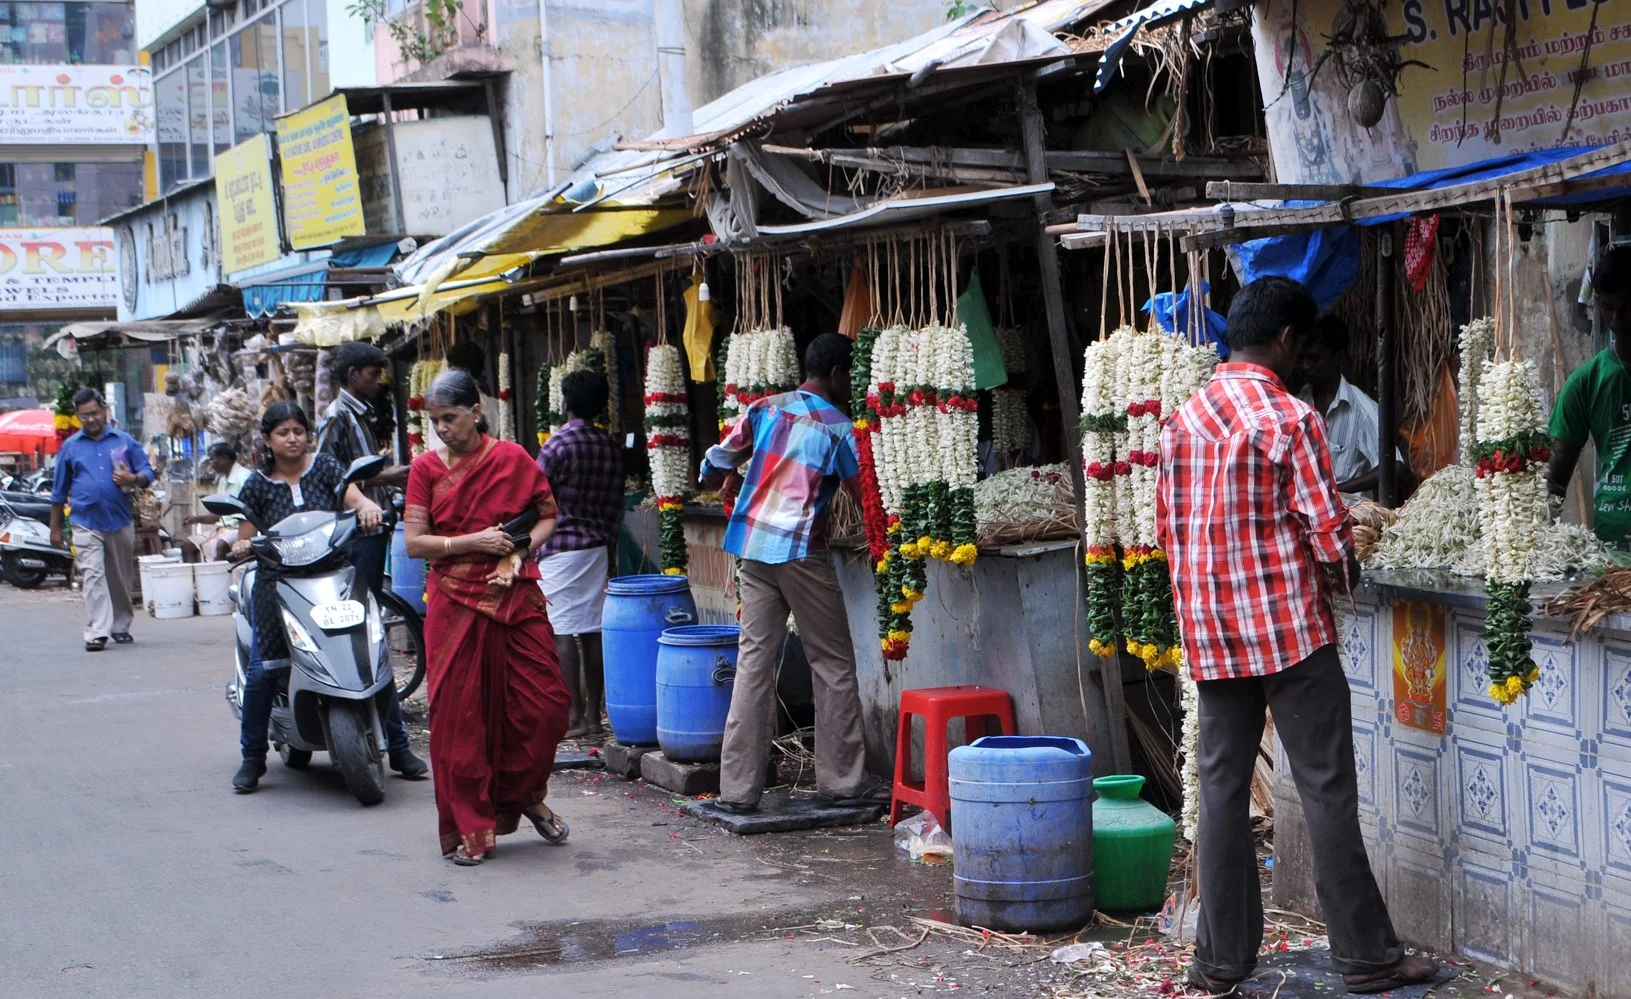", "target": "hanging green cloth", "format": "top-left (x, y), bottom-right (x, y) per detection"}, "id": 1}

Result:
top-left (957, 271), bottom-right (1008, 390)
